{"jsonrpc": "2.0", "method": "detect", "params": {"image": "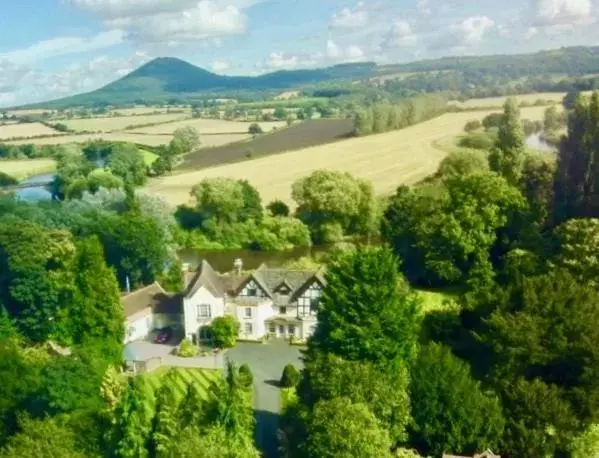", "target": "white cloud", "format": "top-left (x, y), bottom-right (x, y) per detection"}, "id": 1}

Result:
top-left (331, 2), bottom-right (368, 29)
top-left (0, 54), bottom-right (150, 108)
top-left (266, 52), bottom-right (299, 69)
top-left (431, 16), bottom-right (495, 50)
top-left (525, 26), bottom-right (539, 39)
top-left (210, 60), bottom-right (232, 72)
top-left (68, 0), bottom-right (263, 45)
top-left (417, 0), bottom-right (432, 15)
top-left (326, 40), bottom-right (365, 62)
top-left (532, 0), bottom-right (593, 27)
top-left (0, 30), bottom-right (124, 64)
top-left (382, 20), bottom-right (418, 48)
